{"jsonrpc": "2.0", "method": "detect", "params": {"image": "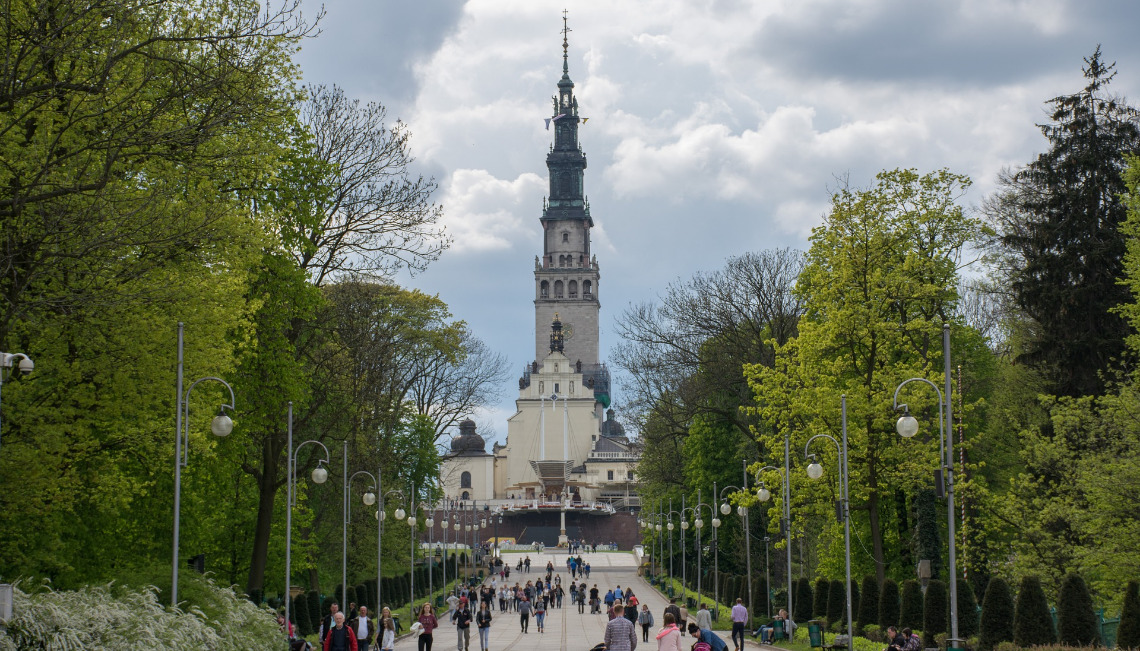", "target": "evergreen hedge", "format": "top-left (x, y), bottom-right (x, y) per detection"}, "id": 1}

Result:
top-left (293, 594), bottom-right (312, 636)
top-left (814, 578), bottom-right (830, 621)
top-left (979, 576), bottom-right (1014, 651)
top-left (900, 580), bottom-right (924, 630)
top-left (795, 578), bottom-right (814, 621)
top-left (827, 579), bottom-right (846, 627)
top-left (307, 590), bottom-right (321, 634)
top-left (1013, 576), bottom-right (1055, 646)
top-left (923, 579), bottom-right (948, 648)
top-left (956, 578), bottom-right (980, 638)
top-left (1057, 573), bottom-right (1097, 646)
top-left (850, 579), bottom-right (861, 627)
top-left (1119, 580), bottom-right (1140, 651)
top-left (857, 575), bottom-right (879, 633)
top-left (879, 578), bottom-right (900, 630)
